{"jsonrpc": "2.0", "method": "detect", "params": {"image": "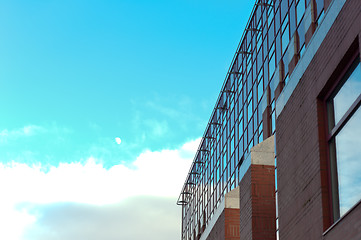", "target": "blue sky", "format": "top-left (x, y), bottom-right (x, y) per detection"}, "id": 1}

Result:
top-left (0, 0), bottom-right (254, 239)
